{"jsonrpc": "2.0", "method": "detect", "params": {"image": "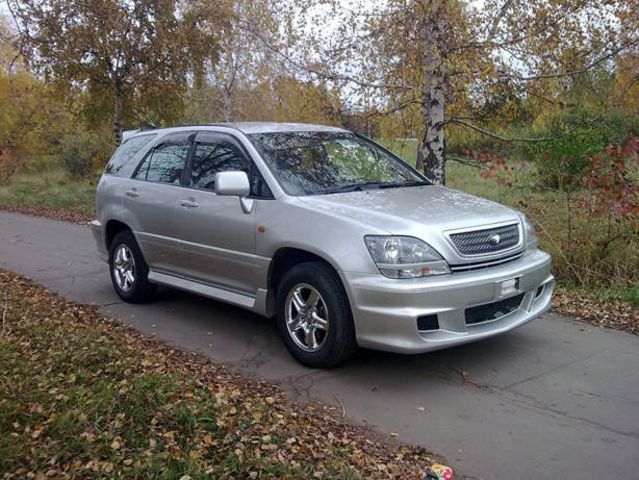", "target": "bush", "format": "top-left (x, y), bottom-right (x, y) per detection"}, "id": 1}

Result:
top-left (527, 110), bottom-right (634, 190)
top-left (525, 136), bottom-right (638, 288)
top-left (58, 131), bottom-right (111, 179)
